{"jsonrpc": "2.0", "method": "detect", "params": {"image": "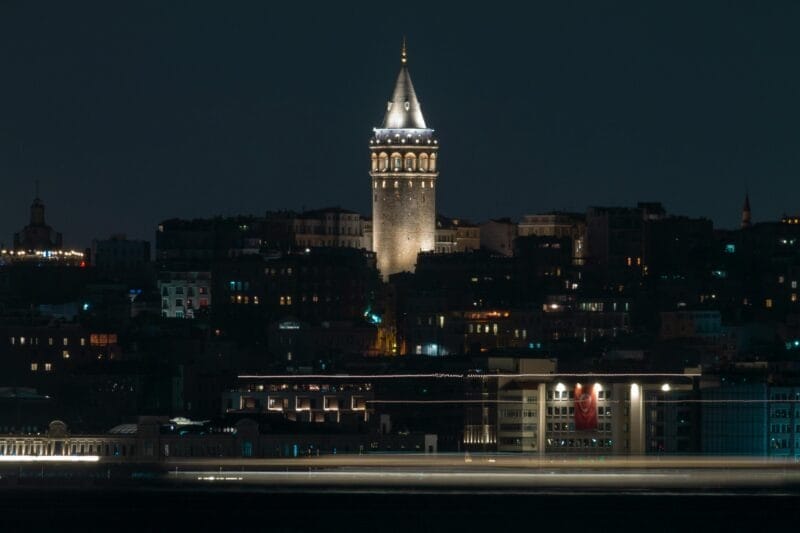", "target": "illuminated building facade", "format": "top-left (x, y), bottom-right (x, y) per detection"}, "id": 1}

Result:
top-left (224, 377), bottom-right (373, 426)
top-left (518, 213), bottom-right (586, 265)
top-left (370, 41), bottom-right (438, 279)
top-left (293, 207), bottom-right (369, 250)
top-left (0, 325), bottom-right (121, 380)
top-left (0, 418), bottom-right (391, 460)
top-left (158, 270), bottom-right (211, 318)
top-left (435, 215), bottom-right (480, 254)
top-left (463, 361), bottom-right (699, 455)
